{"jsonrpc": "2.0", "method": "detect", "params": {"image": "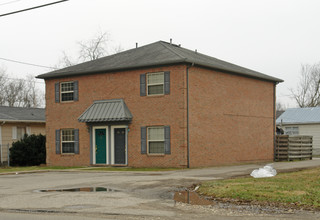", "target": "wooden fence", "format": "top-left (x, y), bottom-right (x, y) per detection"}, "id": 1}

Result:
top-left (275, 135), bottom-right (313, 161)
